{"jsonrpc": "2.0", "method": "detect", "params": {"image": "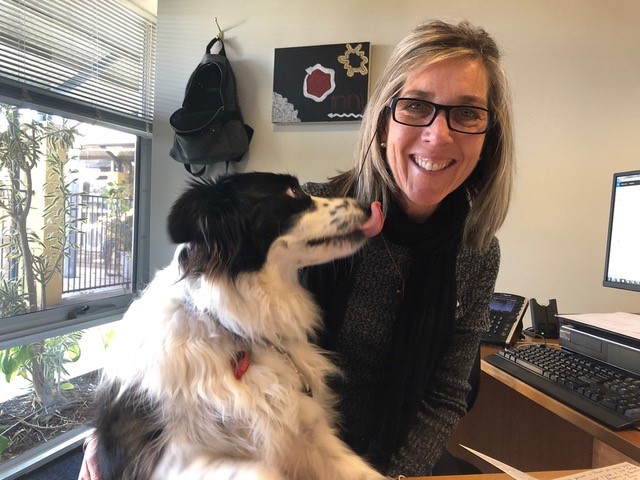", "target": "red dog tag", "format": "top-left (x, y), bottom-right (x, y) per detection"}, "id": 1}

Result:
top-left (232, 351), bottom-right (250, 379)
